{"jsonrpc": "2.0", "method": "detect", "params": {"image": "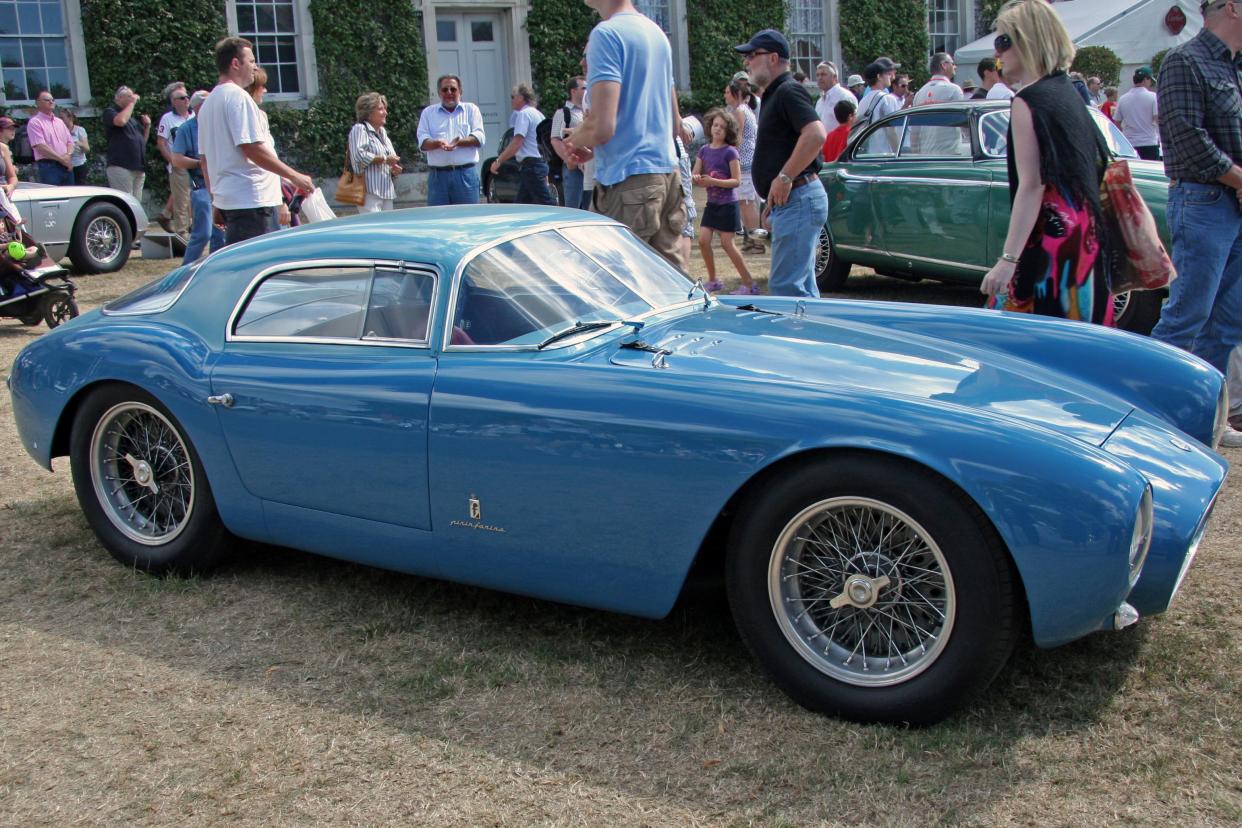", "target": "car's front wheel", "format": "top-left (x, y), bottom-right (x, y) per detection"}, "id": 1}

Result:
top-left (815, 227), bottom-right (851, 292)
top-left (727, 455), bottom-right (1019, 725)
top-left (70, 384), bottom-right (230, 574)
top-left (1113, 289), bottom-right (1163, 336)
top-left (68, 201), bottom-right (133, 273)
